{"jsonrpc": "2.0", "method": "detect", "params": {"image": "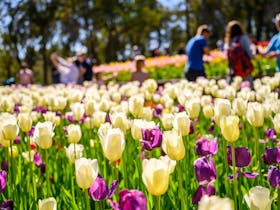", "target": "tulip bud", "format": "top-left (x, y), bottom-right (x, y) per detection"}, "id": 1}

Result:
top-left (100, 128), bottom-right (125, 162)
top-left (173, 112), bottom-right (190, 136)
top-left (22, 150), bottom-right (36, 162)
top-left (220, 115), bottom-right (240, 142)
top-left (18, 113), bottom-right (32, 133)
top-left (67, 124), bottom-right (82, 144)
top-left (143, 79), bottom-right (157, 93)
top-left (160, 113), bottom-right (174, 130)
top-left (198, 195), bottom-right (233, 210)
top-left (129, 96), bottom-right (144, 118)
top-left (246, 102), bottom-right (264, 127)
top-left (162, 130), bottom-right (185, 160)
top-left (1, 117), bottom-right (19, 141)
top-left (65, 143), bottom-right (84, 163)
top-left (244, 186), bottom-right (272, 210)
top-left (202, 105), bottom-right (214, 119)
top-left (93, 111), bottom-right (106, 128)
top-left (185, 98), bottom-right (201, 119)
top-left (111, 112), bottom-right (129, 134)
top-left (141, 107), bottom-right (153, 121)
top-left (85, 100), bottom-right (95, 116)
top-left (214, 99), bottom-right (231, 125)
top-left (71, 103), bottom-right (85, 121)
top-left (272, 113), bottom-right (280, 134)
top-left (38, 197), bottom-right (57, 210)
top-left (33, 121), bottom-right (54, 149)
top-left (75, 158), bottom-right (98, 189)
top-left (142, 156), bottom-right (176, 196)
top-left (232, 98), bottom-right (247, 117)
top-left (8, 145), bottom-right (18, 158)
top-left (84, 117), bottom-right (94, 129)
